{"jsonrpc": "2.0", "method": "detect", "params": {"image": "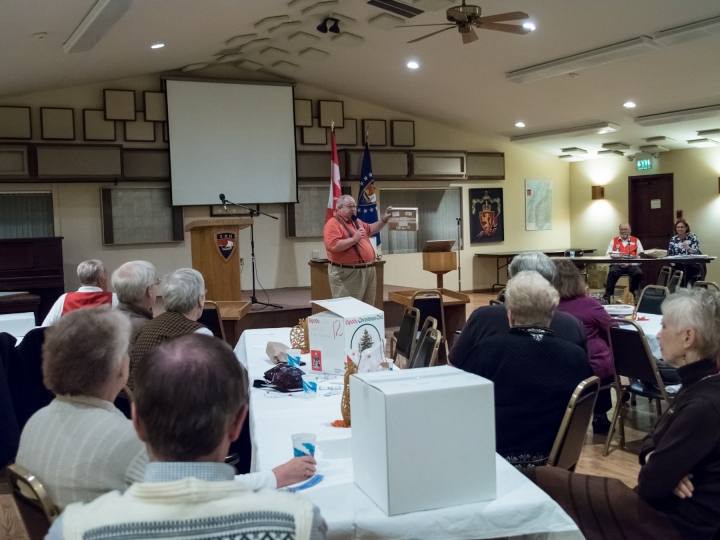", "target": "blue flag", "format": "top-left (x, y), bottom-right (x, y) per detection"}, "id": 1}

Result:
top-left (357, 143), bottom-right (380, 246)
